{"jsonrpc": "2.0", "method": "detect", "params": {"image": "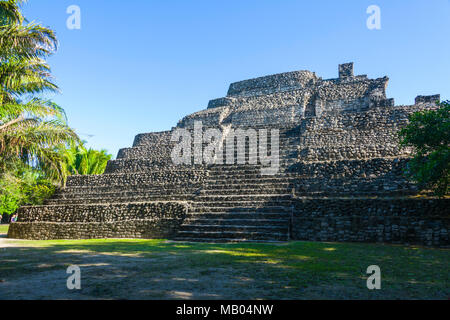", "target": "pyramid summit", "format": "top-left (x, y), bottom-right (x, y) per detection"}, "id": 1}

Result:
top-left (8, 63), bottom-right (449, 246)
